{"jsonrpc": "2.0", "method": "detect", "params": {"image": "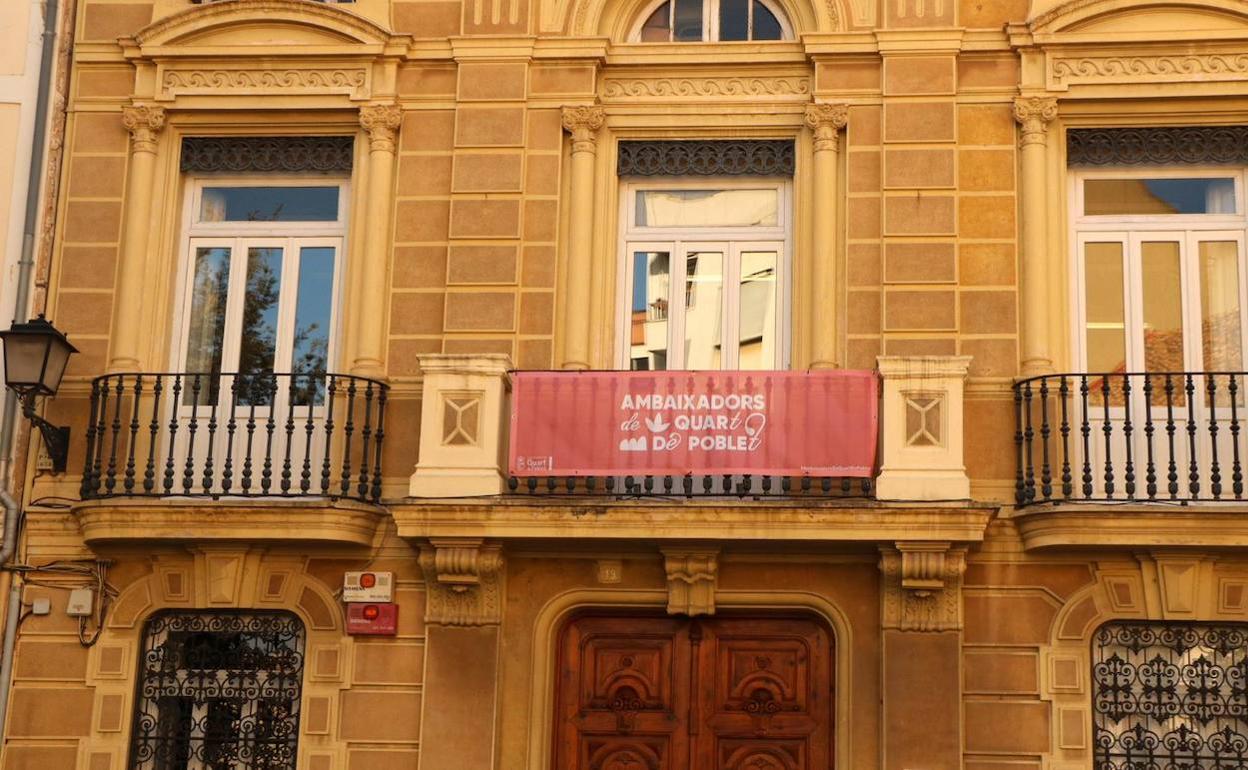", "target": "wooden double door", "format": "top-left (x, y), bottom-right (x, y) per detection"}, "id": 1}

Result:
top-left (554, 614), bottom-right (833, 770)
